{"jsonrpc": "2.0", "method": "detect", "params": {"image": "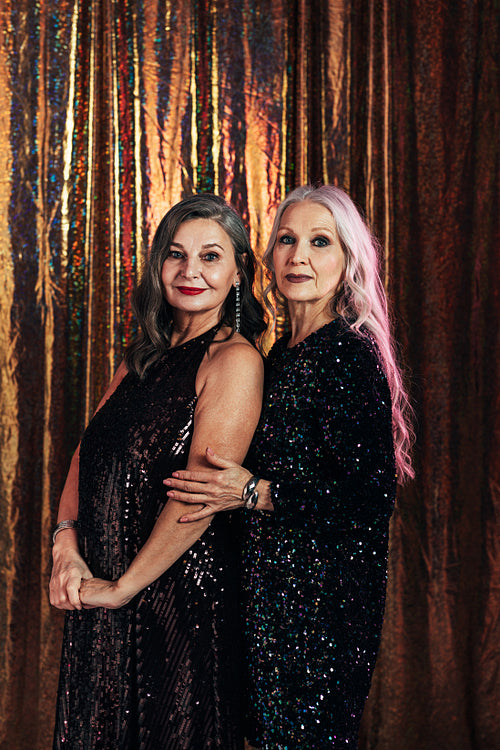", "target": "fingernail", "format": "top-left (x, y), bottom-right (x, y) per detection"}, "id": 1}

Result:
top-left (206, 446), bottom-right (214, 455)
top-left (164, 479), bottom-right (171, 485)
